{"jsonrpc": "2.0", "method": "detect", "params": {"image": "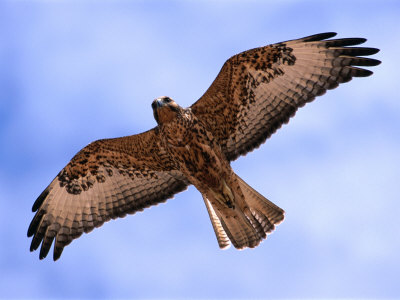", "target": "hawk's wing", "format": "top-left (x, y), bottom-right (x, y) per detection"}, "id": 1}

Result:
top-left (190, 32), bottom-right (381, 161)
top-left (27, 128), bottom-right (189, 260)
